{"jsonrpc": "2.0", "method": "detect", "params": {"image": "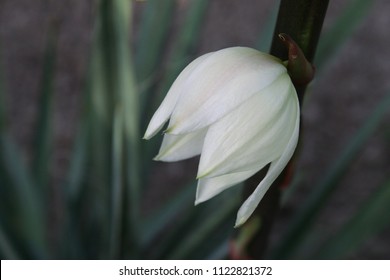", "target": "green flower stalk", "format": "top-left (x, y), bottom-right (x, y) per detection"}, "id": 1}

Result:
top-left (144, 46), bottom-right (302, 227)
